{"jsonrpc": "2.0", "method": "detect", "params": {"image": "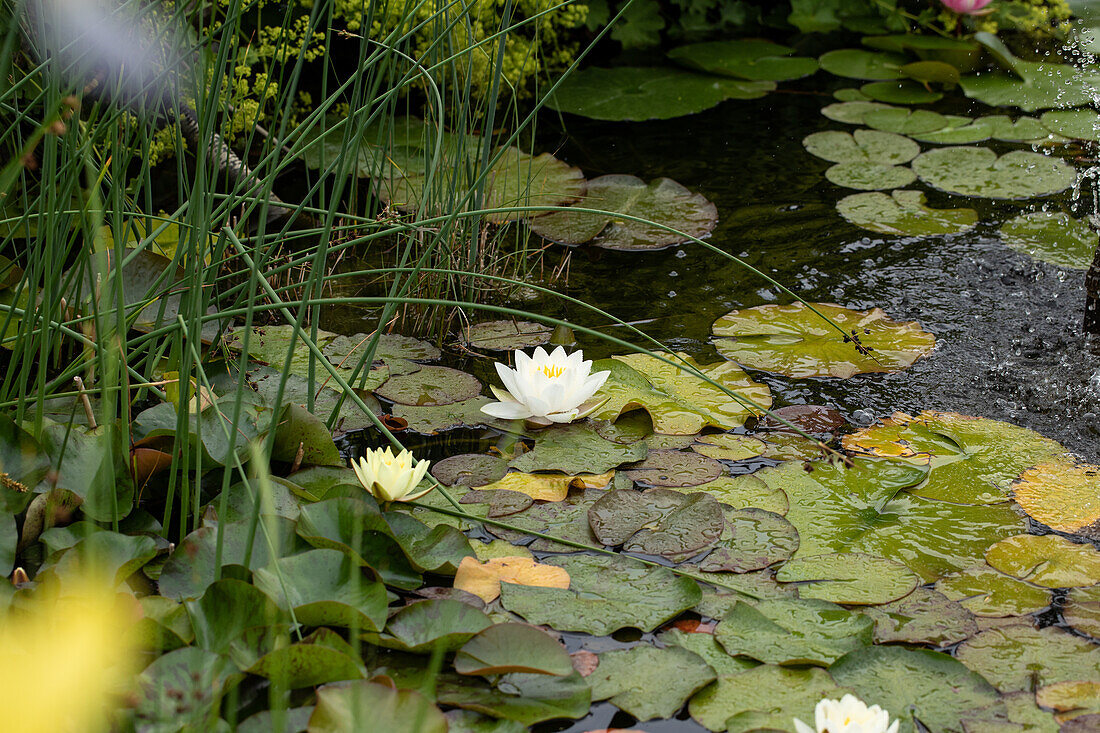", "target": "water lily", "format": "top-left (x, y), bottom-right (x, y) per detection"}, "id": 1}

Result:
top-left (794, 694), bottom-right (900, 733)
top-left (940, 0), bottom-right (993, 15)
top-left (352, 447), bottom-right (432, 502)
top-left (481, 346), bottom-right (610, 425)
